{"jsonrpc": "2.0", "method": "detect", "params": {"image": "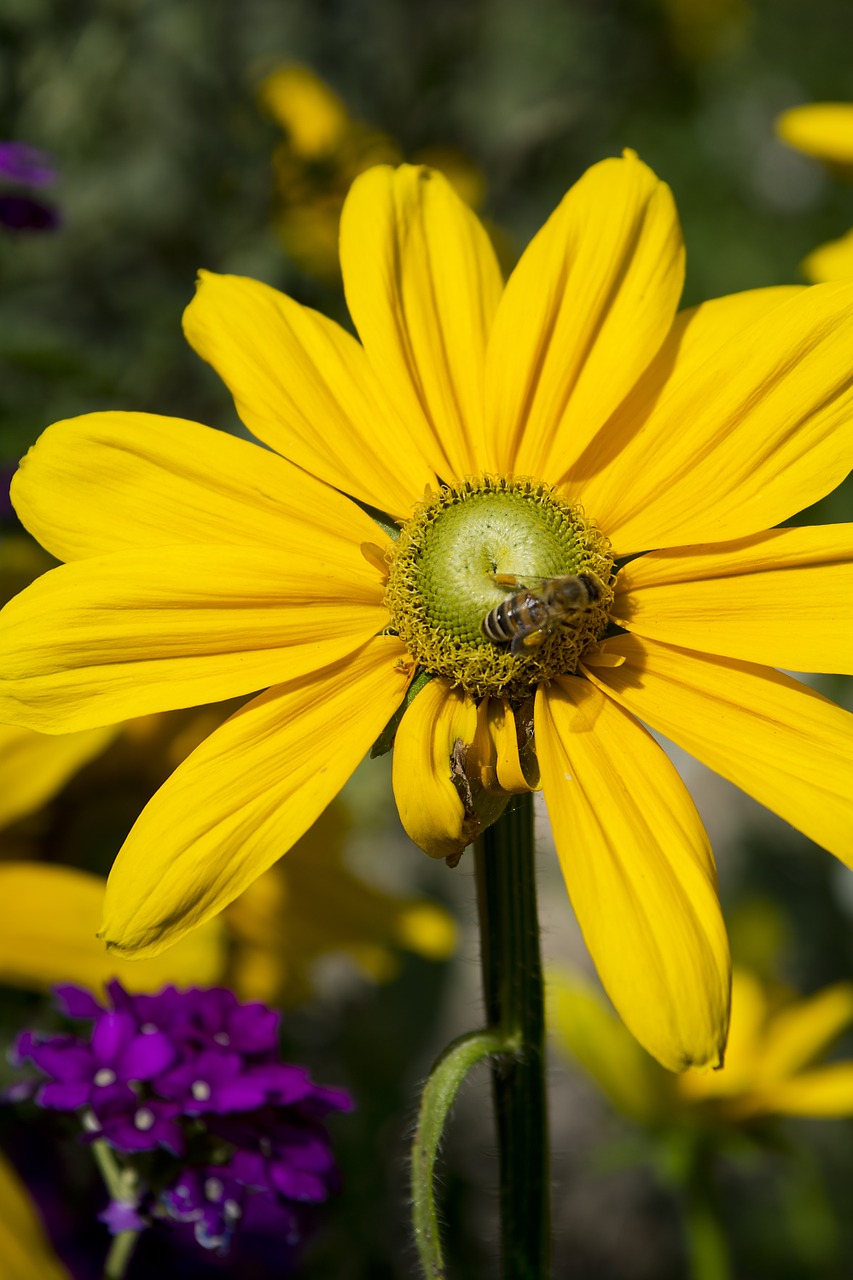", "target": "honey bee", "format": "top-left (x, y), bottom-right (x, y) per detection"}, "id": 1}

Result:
top-left (481, 573), bottom-right (603, 655)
